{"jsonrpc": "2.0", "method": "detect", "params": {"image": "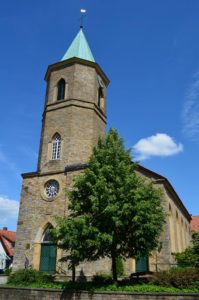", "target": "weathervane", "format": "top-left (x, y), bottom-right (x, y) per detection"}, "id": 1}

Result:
top-left (80, 9), bottom-right (86, 28)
